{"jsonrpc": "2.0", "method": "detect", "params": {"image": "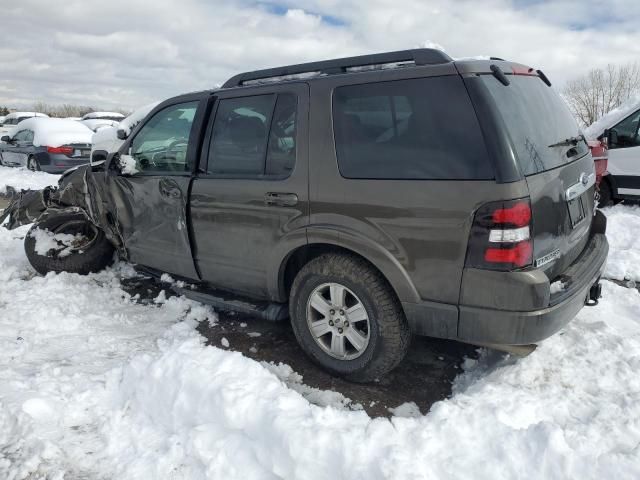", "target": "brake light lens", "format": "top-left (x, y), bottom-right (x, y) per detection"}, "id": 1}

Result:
top-left (492, 202), bottom-right (531, 227)
top-left (47, 146), bottom-right (73, 155)
top-left (465, 198), bottom-right (533, 271)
